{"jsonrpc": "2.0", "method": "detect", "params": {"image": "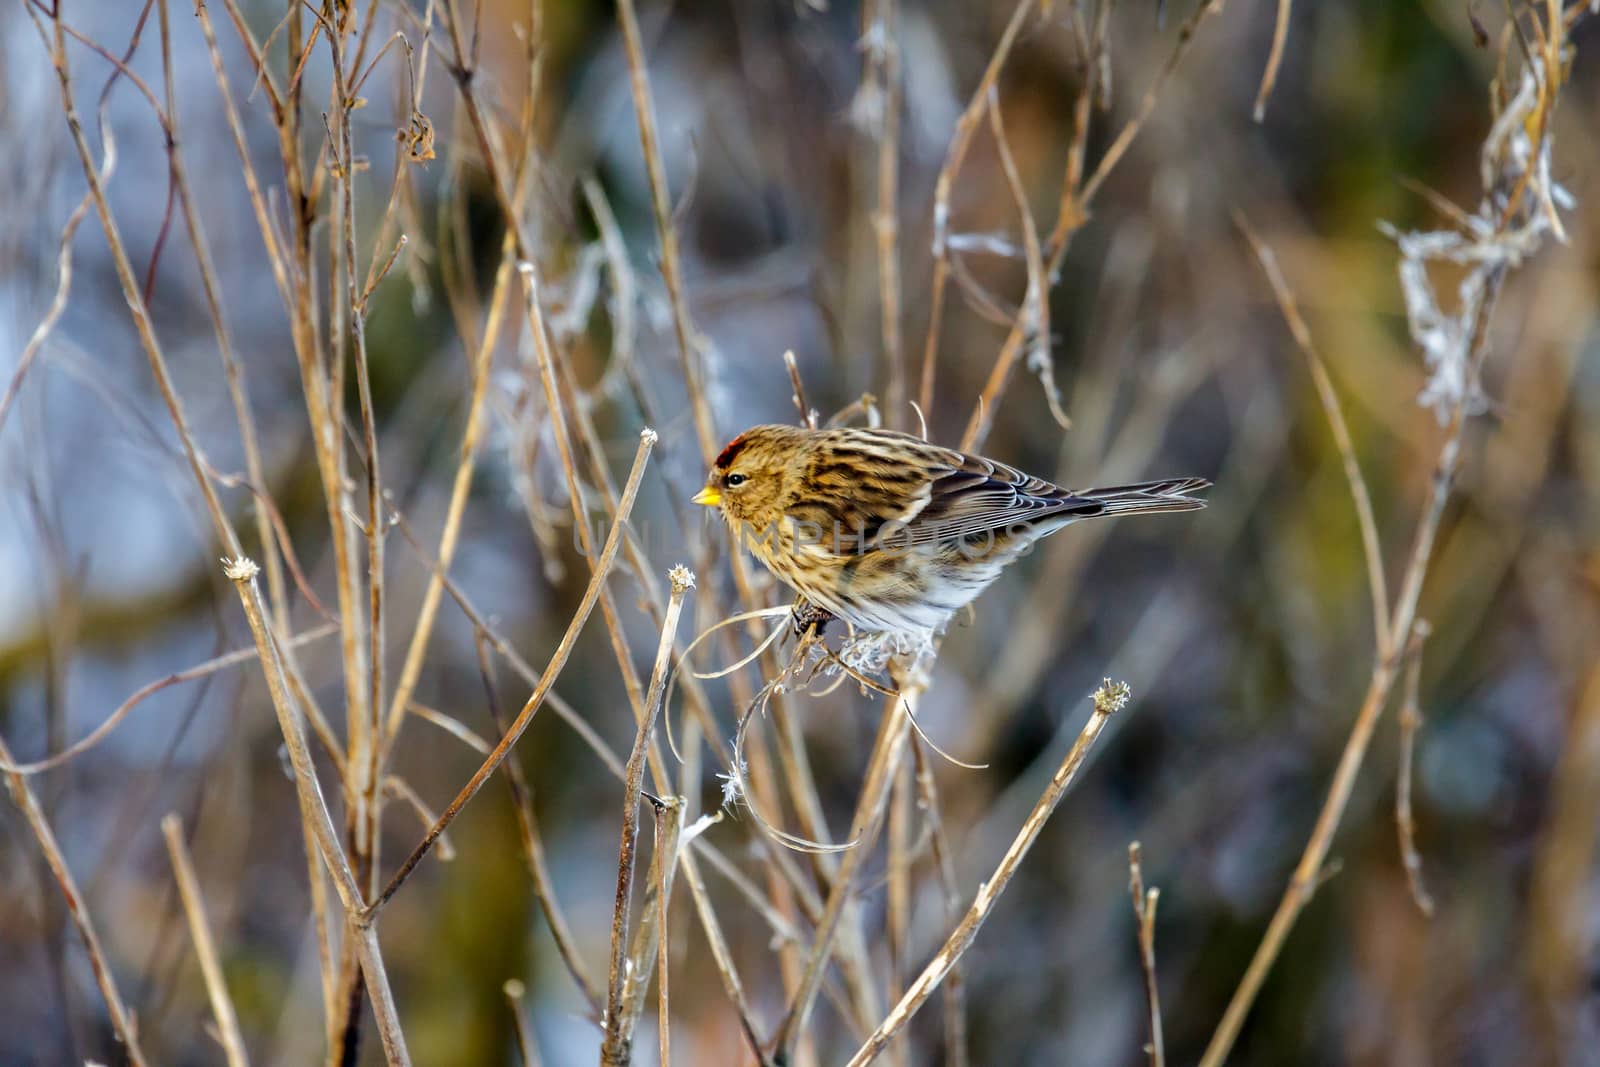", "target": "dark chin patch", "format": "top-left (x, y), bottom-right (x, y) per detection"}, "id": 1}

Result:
top-left (714, 433), bottom-right (750, 471)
